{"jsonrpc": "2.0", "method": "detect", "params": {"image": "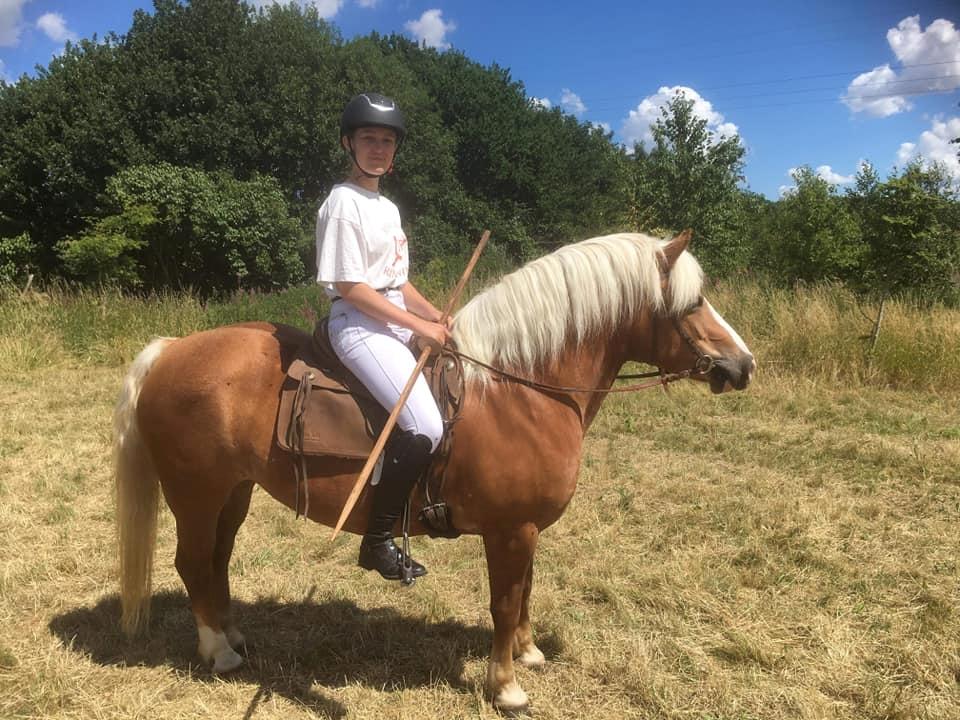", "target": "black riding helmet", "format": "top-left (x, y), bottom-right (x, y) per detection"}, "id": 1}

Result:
top-left (340, 93), bottom-right (406, 177)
